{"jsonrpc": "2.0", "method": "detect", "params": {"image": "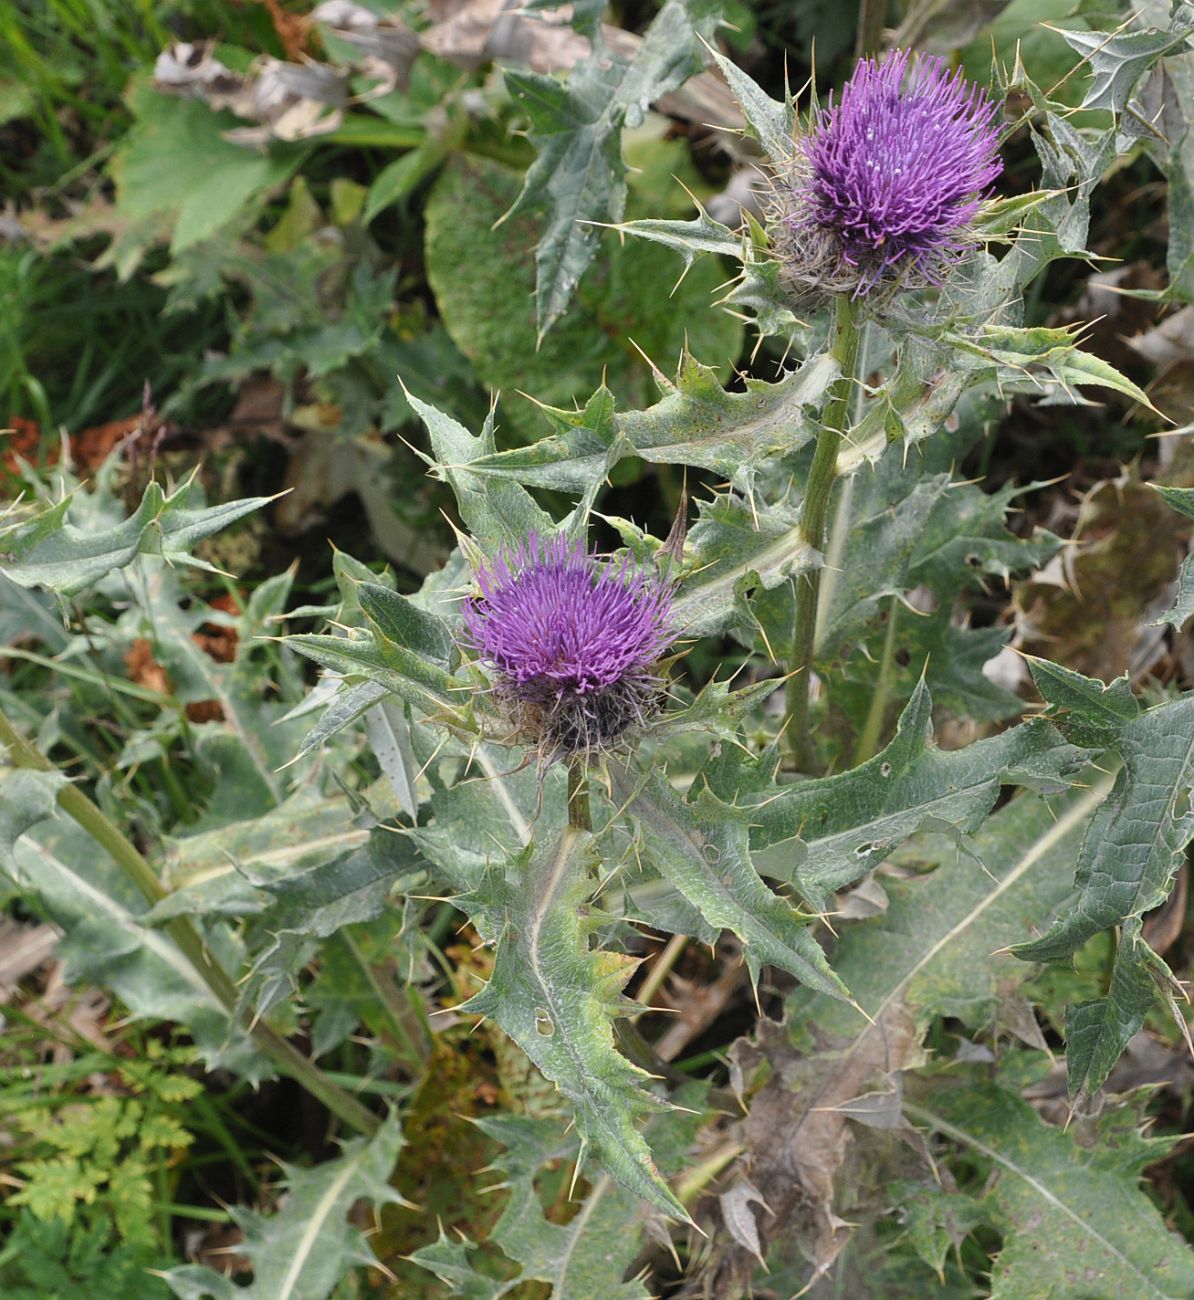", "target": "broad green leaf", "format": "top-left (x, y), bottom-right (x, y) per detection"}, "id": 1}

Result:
top-left (468, 1117), bottom-right (651, 1299)
top-left (162, 1114), bottom-right (407, 1300)
top-left (721, 785), bottom-right (1108, 1278)
top-left (1012, 693), bottom-right (1194, 963)
top-left (283, 629), bottom-right (465, 720)
top-left (112, 83), bottom-right (303, 255)
top-left (1027, 657), bottom-right (1139, 749)
top-left (611, 764), bottom-right (848, 1000)
top-left (612, 205), bottom-right (743, 269)
top-left (672, 491), bottom-right (819, 636)
top-left (423, 155), bottom-right (742, 440)
top-left (0, 475), bottom-right (272, 599)
top-left (708, 683), bottom-right (1084, 910)
top-left (503, 0), bottom-right (722, 336)
top-left (1054, 24), bottom-right (1194, 115)
top-left (251, 828), bottom-right (427, 939)
top-left (945, 324), bottom-right (1157, 410)
top-left (906, 1084), bottom-right (1194, 1299)
top-left (357, 583), bottom-right (454, 665)
top-left (407, 1225), bottom-right (513, 1299)
top-left (456, 828), bottom-right (685, 1218)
